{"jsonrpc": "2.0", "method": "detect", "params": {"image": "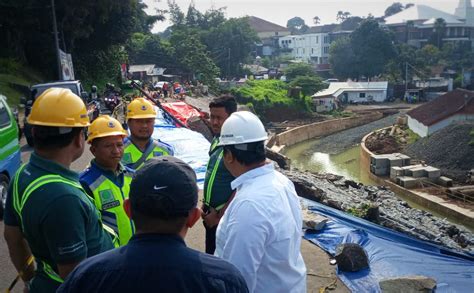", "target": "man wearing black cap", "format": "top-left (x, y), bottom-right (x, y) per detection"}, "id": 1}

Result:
top-left (58, 156), bottom-right (248, 293)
